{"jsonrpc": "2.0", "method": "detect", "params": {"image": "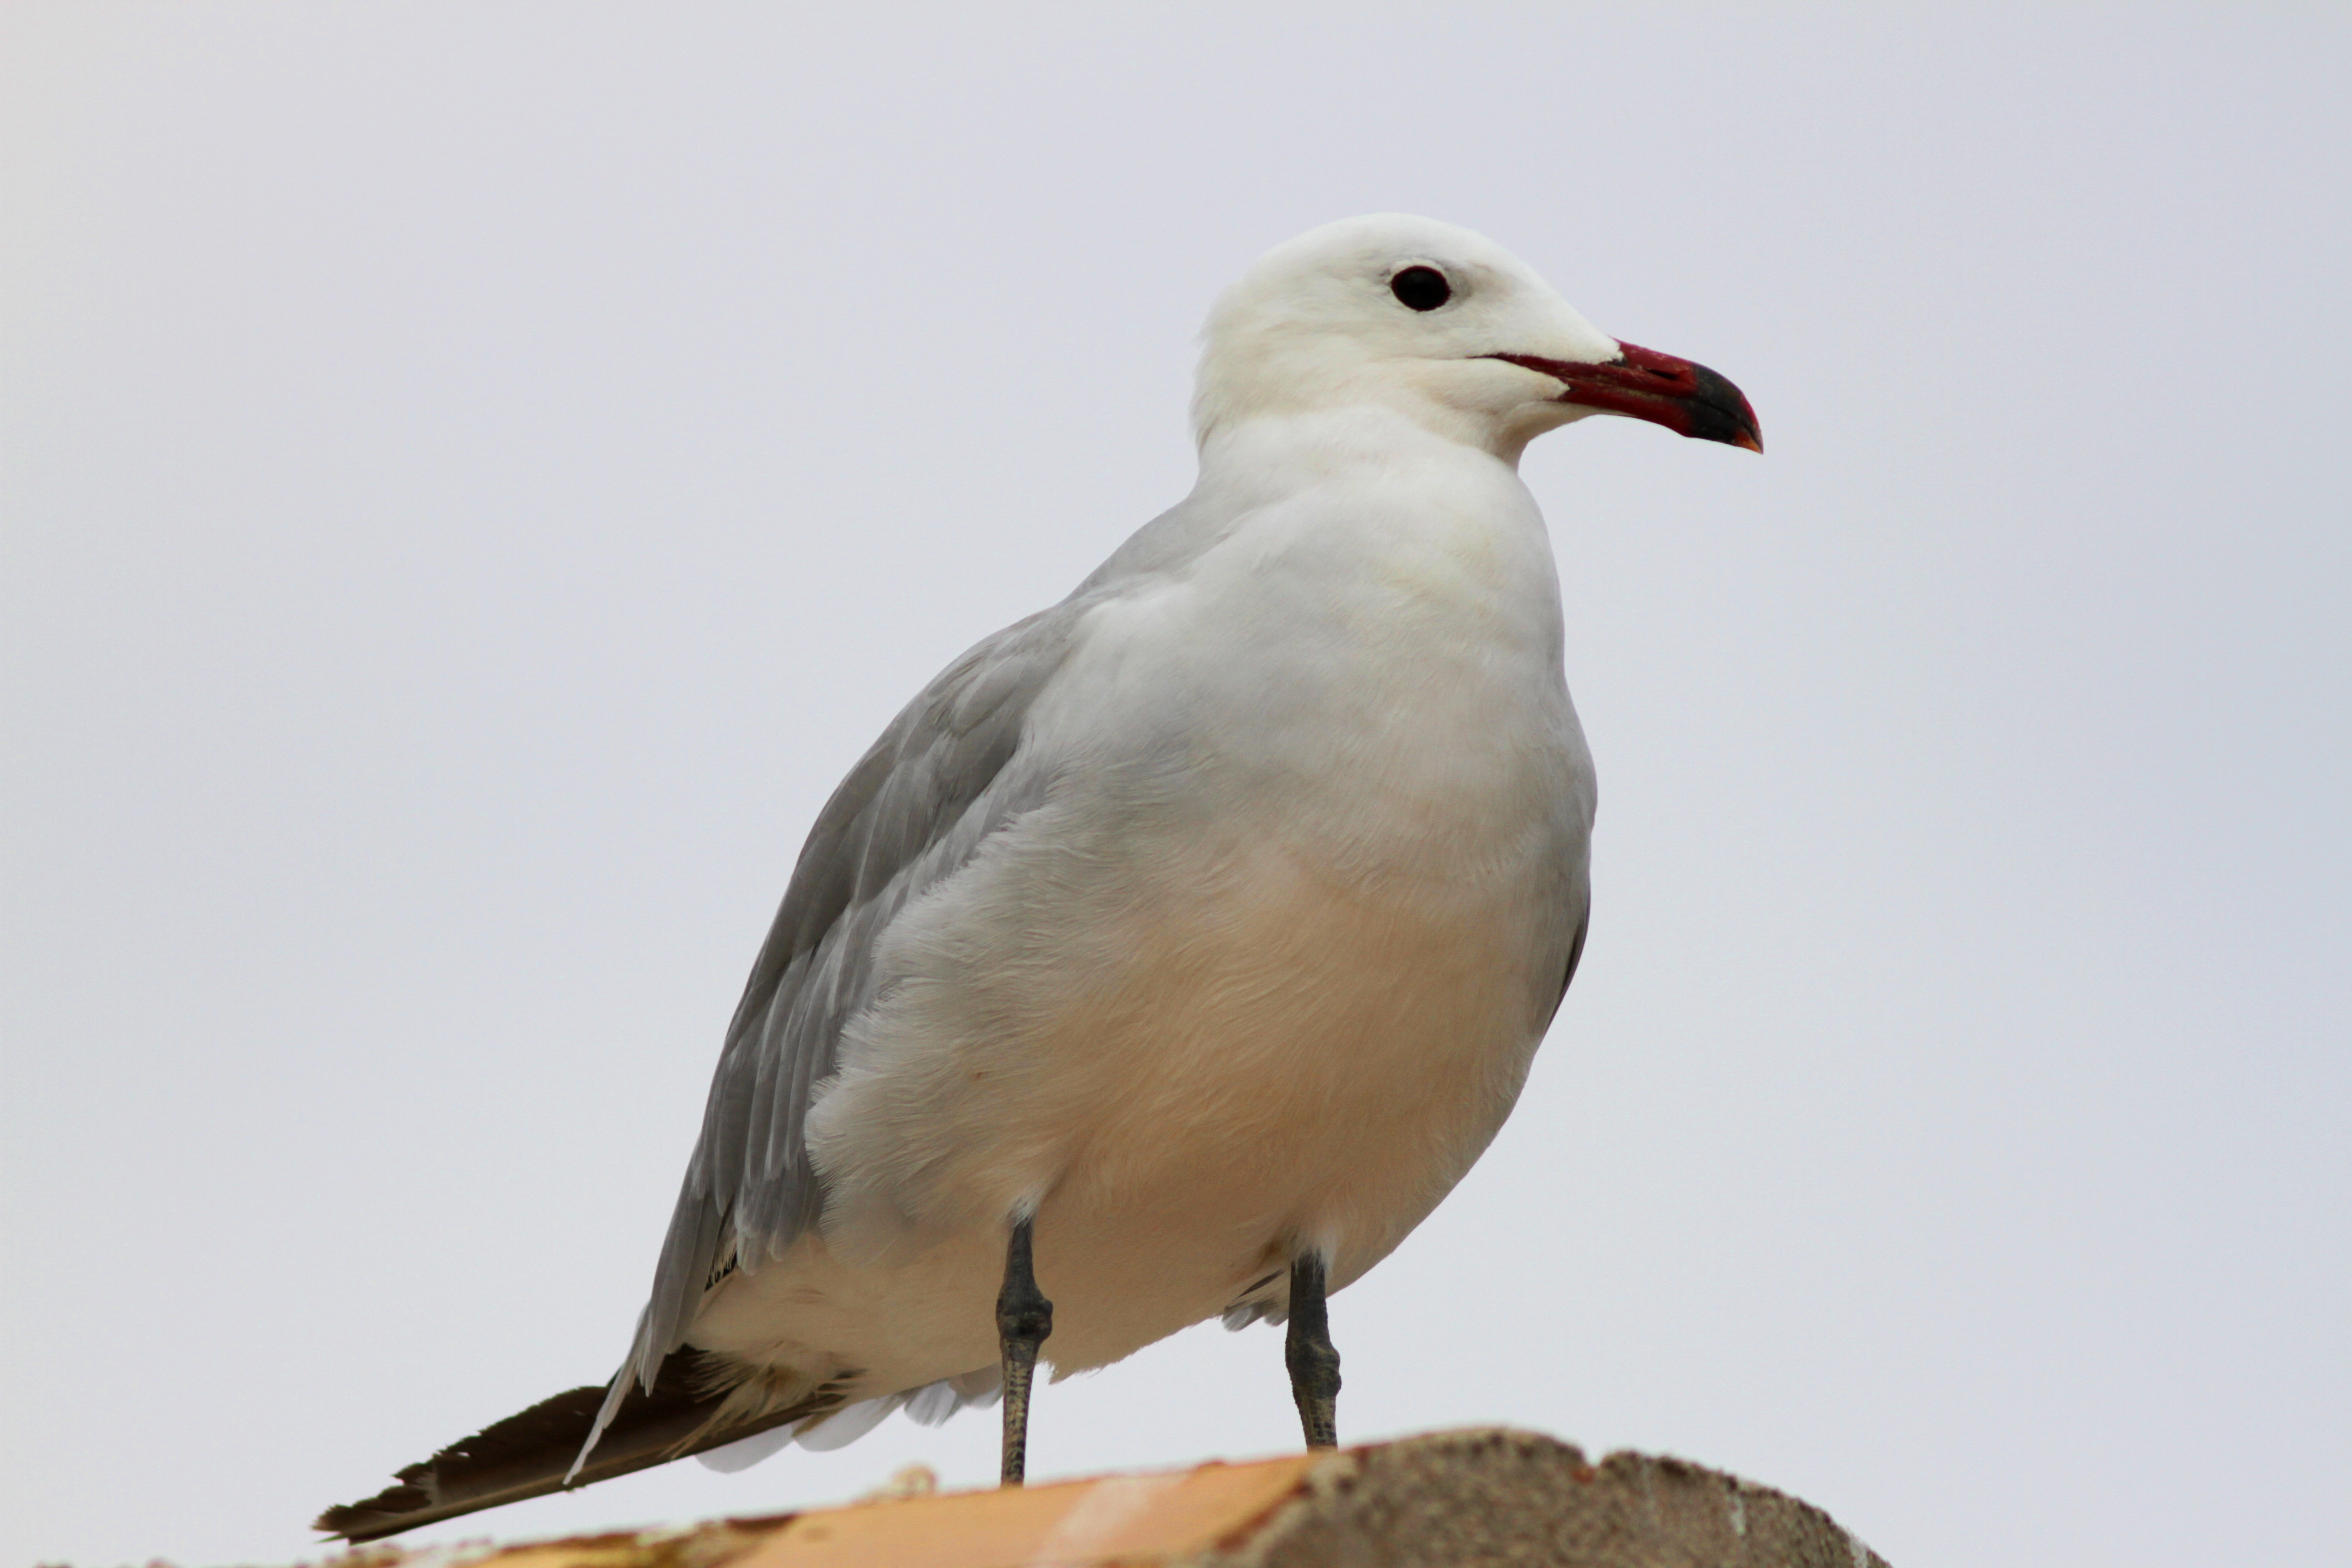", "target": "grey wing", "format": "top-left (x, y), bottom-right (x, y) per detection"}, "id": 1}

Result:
top-left (612, 604), bottom-right (1083, 1404)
